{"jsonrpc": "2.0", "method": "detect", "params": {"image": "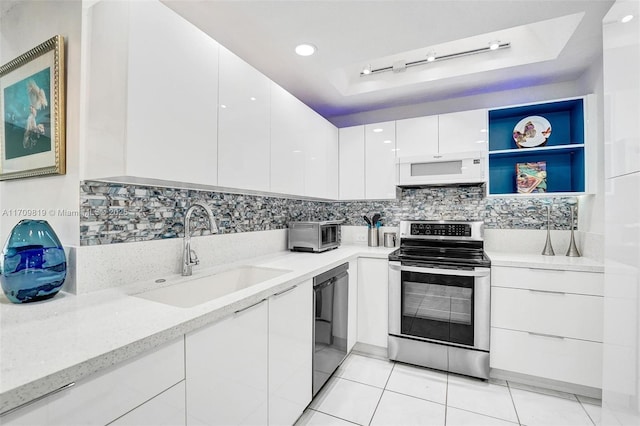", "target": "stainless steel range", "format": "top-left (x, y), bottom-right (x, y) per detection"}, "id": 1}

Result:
top-left (388, 220), bottom-right (491, 379)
